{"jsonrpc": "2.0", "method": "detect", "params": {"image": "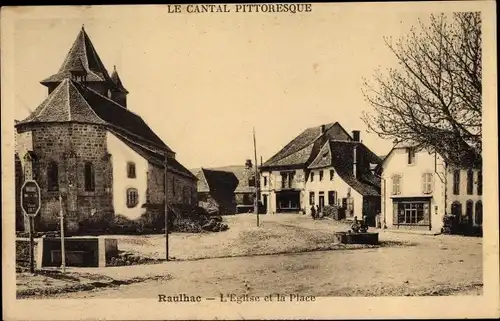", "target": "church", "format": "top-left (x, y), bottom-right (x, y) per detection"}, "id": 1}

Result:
top-left (14, 26), bottom-right (197, 233)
